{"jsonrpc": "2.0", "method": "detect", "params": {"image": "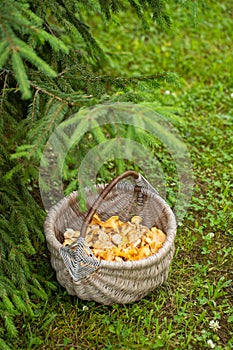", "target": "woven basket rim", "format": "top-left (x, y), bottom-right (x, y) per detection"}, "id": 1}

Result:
top-left (44, 186), bottom-right (177, 269)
